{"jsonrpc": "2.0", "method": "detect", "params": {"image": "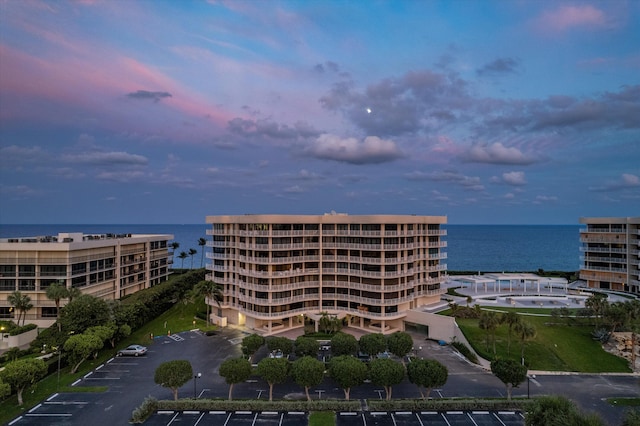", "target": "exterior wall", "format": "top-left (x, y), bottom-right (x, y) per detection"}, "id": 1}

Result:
top-left (579, 217), bottom-right (640, 295)
top-left (205, 214), bottom-right (447, 335)
top-left (0, 232), bottom-right (174, 327)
